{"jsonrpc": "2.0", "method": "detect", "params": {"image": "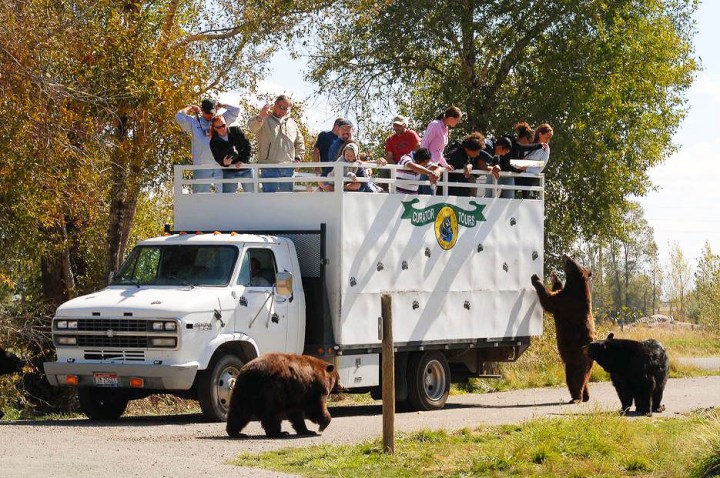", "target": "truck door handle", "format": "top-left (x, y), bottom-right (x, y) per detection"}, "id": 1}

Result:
top-left (247, 289), bottom-right (271, 294)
